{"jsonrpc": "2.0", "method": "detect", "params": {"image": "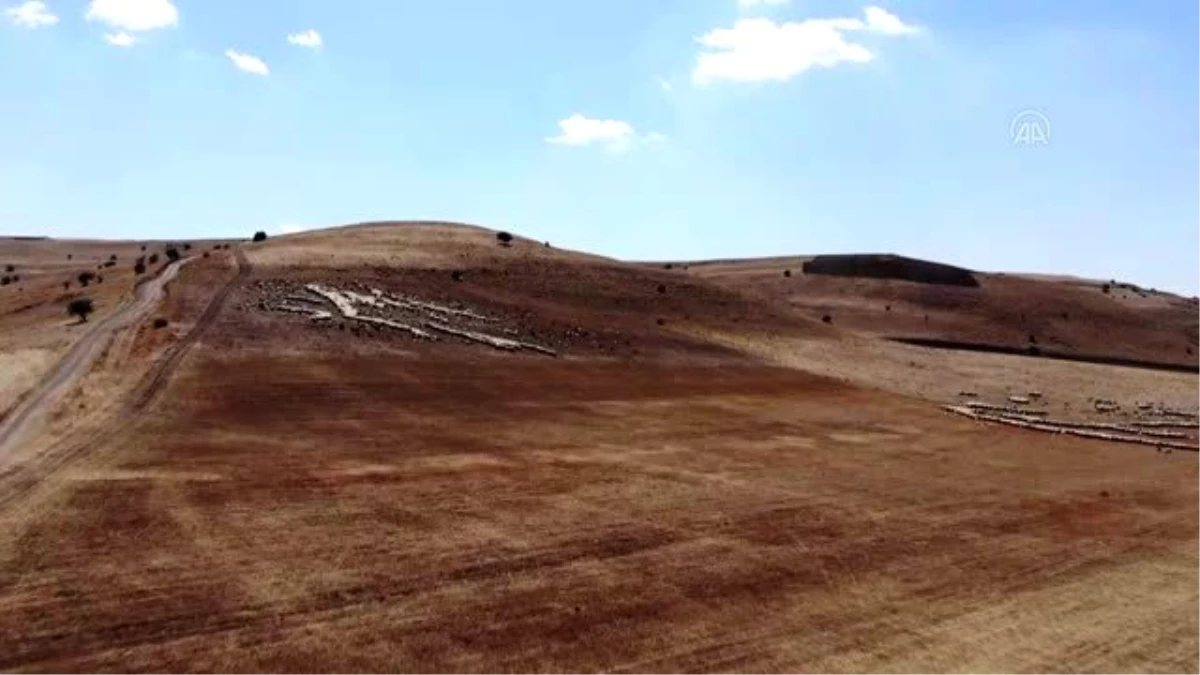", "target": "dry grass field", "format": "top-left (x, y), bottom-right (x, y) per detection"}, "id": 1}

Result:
top-left (0, 223), bottom-right (1195, 672)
